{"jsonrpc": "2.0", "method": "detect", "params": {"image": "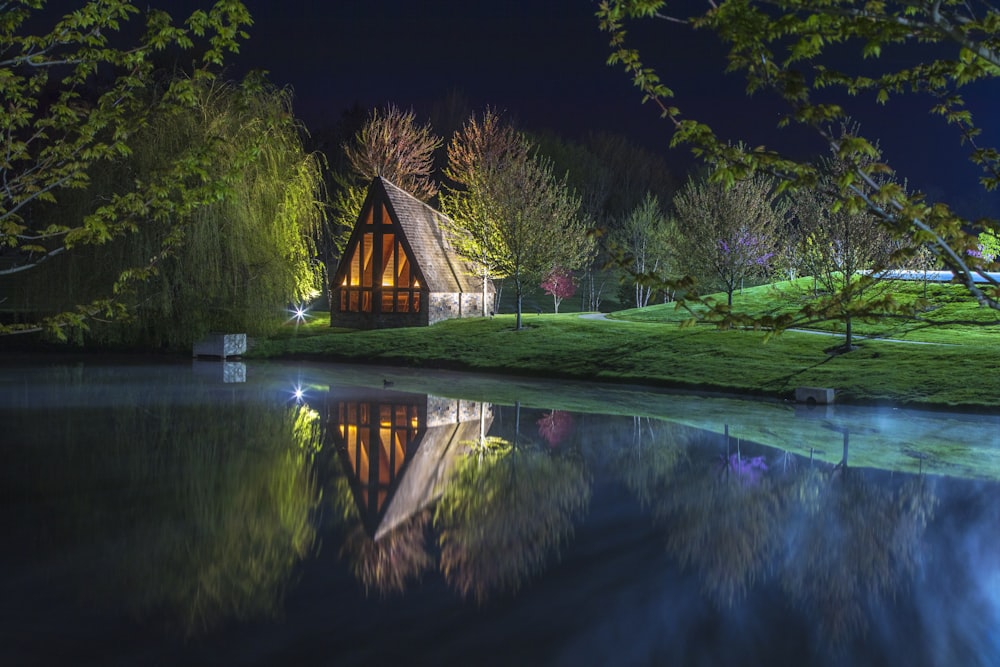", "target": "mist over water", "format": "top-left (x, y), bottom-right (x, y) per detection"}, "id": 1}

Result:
top-left (2, 359), bottom-right (999, 666)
